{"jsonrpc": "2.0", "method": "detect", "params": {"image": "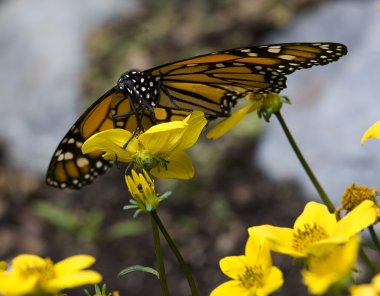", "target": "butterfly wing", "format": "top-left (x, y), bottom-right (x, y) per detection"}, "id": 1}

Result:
top-left (147, 42), bottom-right (347, 117)
top-left (46, 88), bottom-right (155, 189)
top-left (47, 42), bottom-right (347, 190)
